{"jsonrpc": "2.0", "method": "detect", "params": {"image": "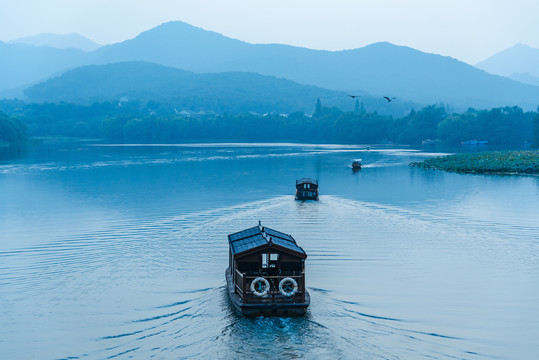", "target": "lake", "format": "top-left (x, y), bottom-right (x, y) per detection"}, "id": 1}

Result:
top-left (1, 142), bottom-right (538, 359)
